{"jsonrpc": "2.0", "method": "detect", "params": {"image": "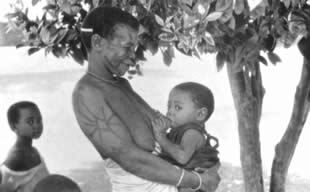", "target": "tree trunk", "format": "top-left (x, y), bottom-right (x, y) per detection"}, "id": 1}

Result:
top-left (226, 62), bottom-right (265, 192)
top-left (270, 57), bottom-right (310, 192)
